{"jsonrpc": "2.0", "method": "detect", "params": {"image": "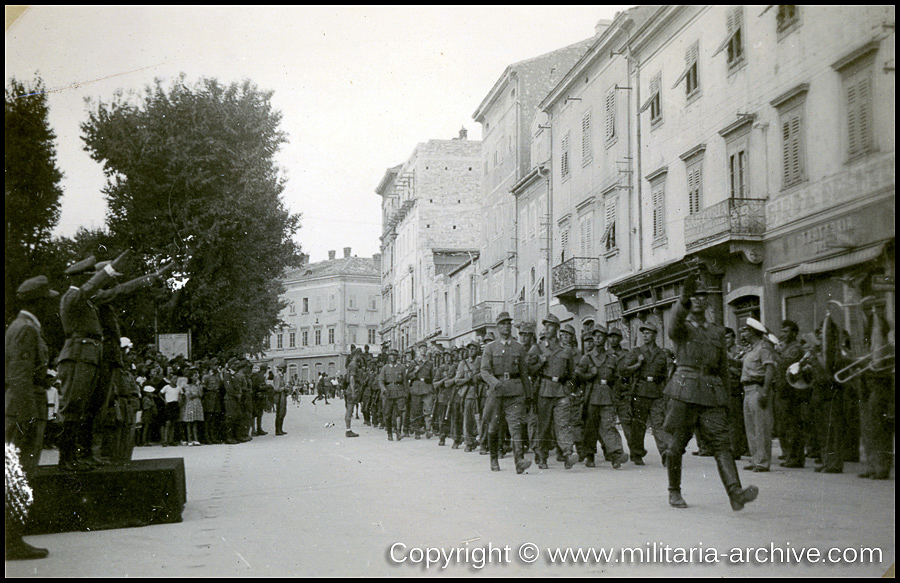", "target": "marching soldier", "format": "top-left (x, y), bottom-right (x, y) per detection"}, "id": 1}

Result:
top-left (517, 321), bottom-right (539, 454)
top-left (576, 325), bottom-right (628, 469)
top-left (529, 314), bottom-right (578, 470)
top-left (408, 343), bottom-right (434, 439)
top-left (480, 311), bottom-right (532, 473)
top-left (662, 273), bottom-right (759, 511)
top-left (434, 351), bottom-right (456, 446)
top-left (607, 328), bottom-right (635, 461)
top-left (344, 349), bottom-right (361, 438)
top-left (453, 342), bottom-right (481, 452)
top-left (378, 349), bottom-right (408, 441)
top-left (620, 322), bottom-right (670, 466)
